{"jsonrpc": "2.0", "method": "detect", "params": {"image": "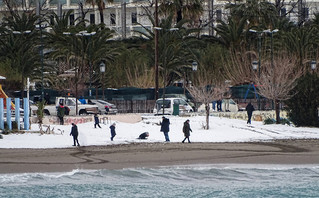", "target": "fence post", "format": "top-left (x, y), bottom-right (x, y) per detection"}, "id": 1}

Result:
top-left (24, 98), bottom-right (29, 130)
top-left (0, 98), bottom-right (3, 130)
top-left (15, 98), bottom-right (20, 130)
top-left (6, 98), bottom-right (12, 130)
